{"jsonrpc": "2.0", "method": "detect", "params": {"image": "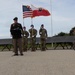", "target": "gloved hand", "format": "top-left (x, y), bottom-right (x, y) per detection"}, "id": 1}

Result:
top-left (32, 35), bottom-right (34, 37)
top-left (40, 32), bottom-right (42, 35)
